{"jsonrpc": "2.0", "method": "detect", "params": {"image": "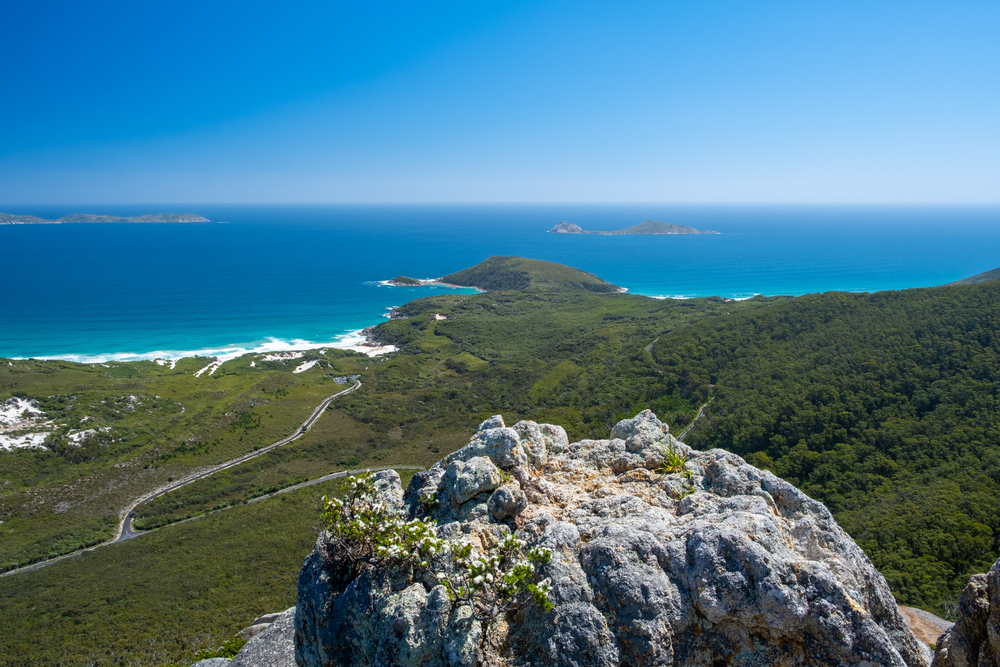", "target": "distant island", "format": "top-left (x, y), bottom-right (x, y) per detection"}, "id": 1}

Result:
top-left (387, 275), bottom-right (425, 286)
top-left (548, 219), bottom-right (718, 235)
top-left (386, 257), bottom-right (622, 293)
top-left (0, 212), bottom-right (209, 224)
